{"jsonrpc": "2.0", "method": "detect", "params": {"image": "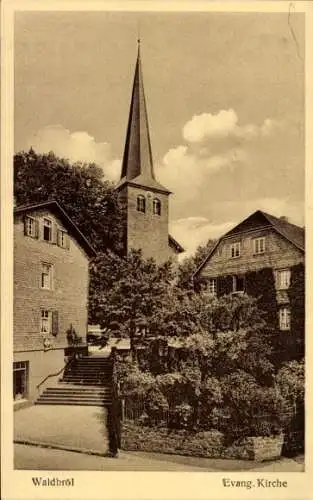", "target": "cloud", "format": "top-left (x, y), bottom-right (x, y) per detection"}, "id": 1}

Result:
top-left (183, 109), bottom-right (238, 142)
top-left (246, 197), bottom-right (304, 226)
top-left (158, 142), bottom-right (246, 203)
top-left (27, 125), bottom-right (121, 181)
top-left (170, 216), bottom-right (234, 258)
top-left (156, 108), bottom-right (288, 224)
top-left (170, 196), bottom-right (304, 259)
top-left (182, 109), bottom-right (282, 143)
